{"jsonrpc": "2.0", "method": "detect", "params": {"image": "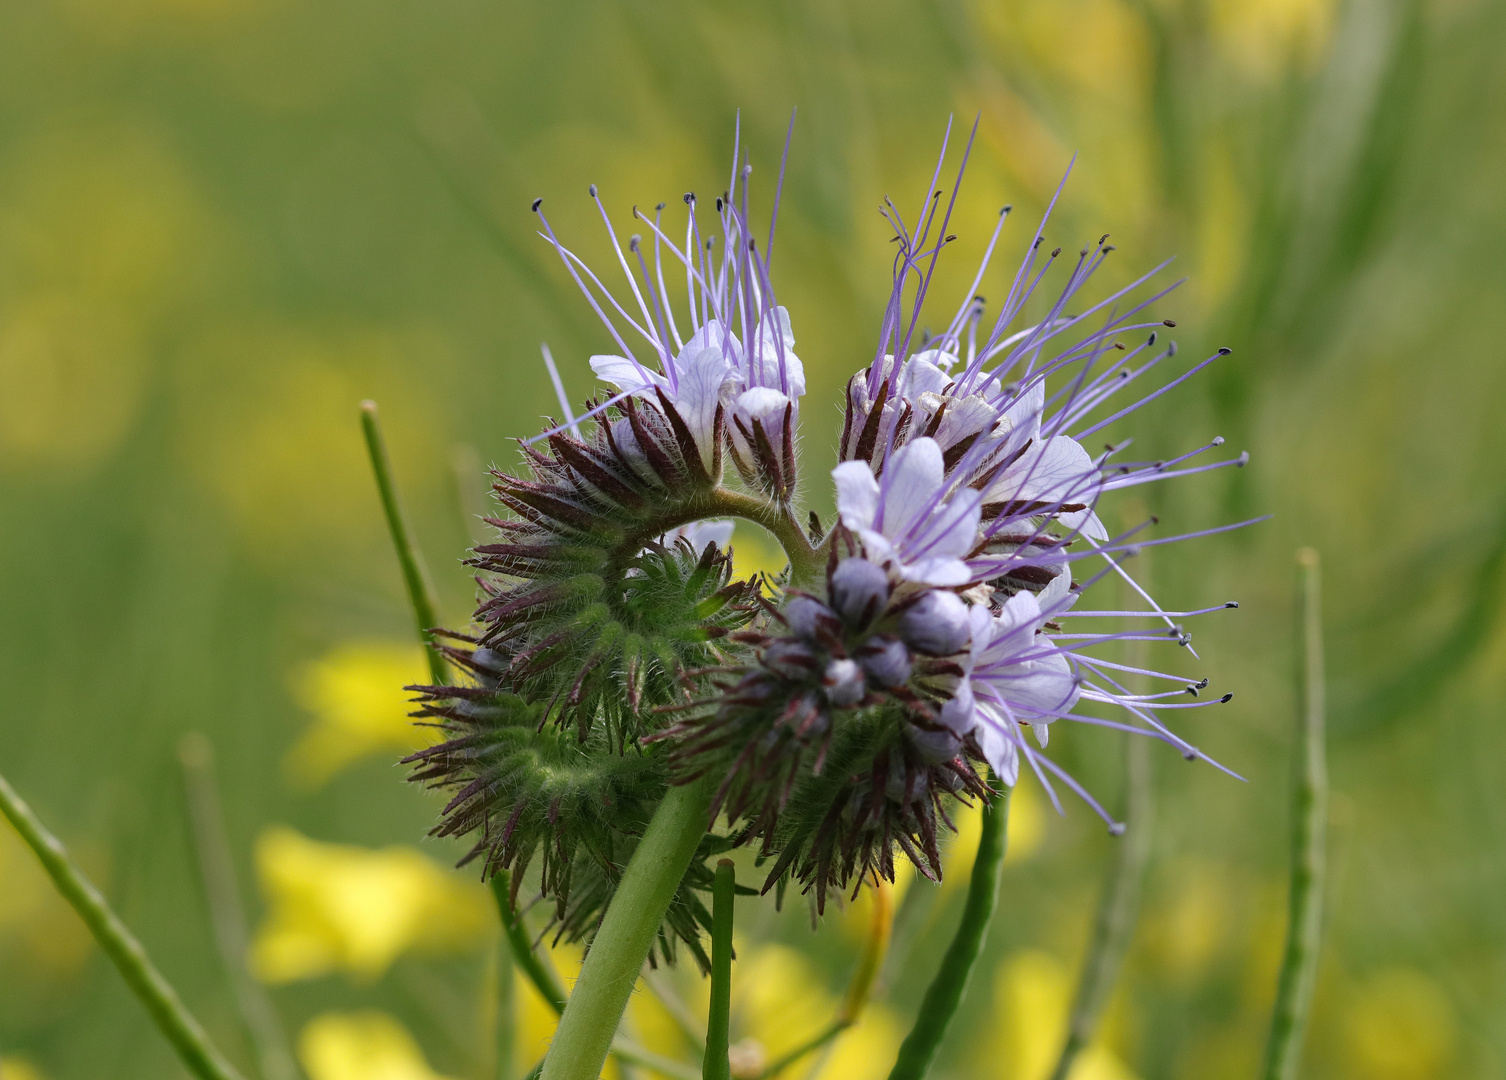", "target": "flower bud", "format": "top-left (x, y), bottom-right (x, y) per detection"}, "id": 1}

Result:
top-left (856, 635), bottom-right (911, 687)
top-left (900, 590), bottom-right (972, 655)
top-left (830, 558), bottom-right (889, 628)
top-left (822, 658), bottom-right (866, 707)
top-left (906, 723), bottom-right (963, 765)
top-left (762, 638), bottom-right (819, 679)
top-left (783, 595), bottom-right (835, 641)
